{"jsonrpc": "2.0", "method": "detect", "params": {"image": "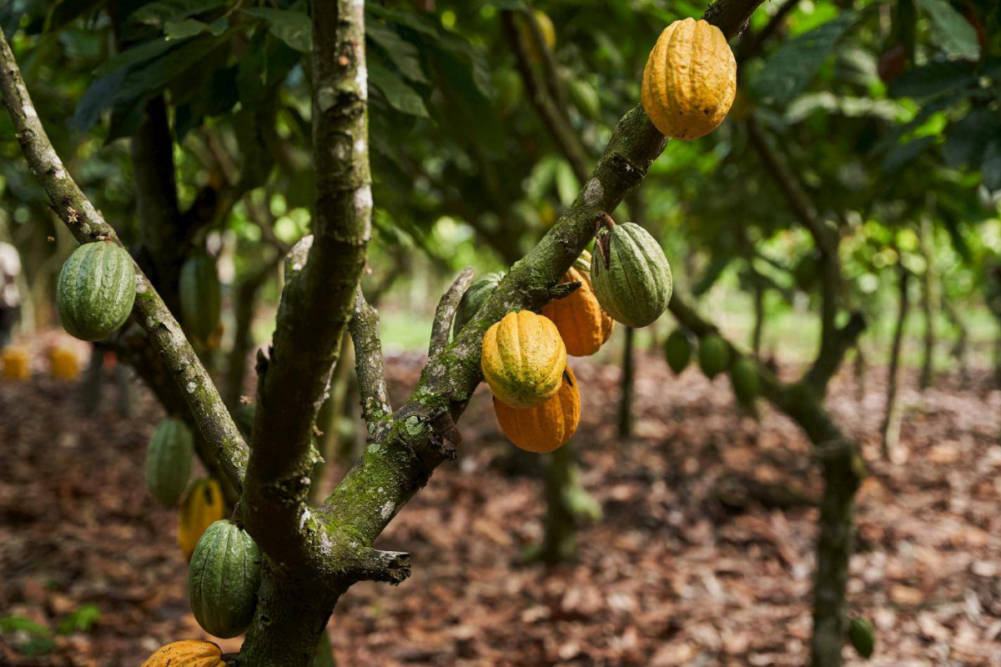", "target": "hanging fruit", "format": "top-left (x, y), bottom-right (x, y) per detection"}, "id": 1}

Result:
top-left (542, 266), bottom-right (614, 357)
top-left (729, 356), bottom-right (760, 408)
top-left (178, 479), bottom-right (227, 561)
top-left (665, 329), bottom-right (692, 375)
top-left (188, 520), bottom-right (262, 639)
top-left (641, 18), bottom-right (737, 140)
top-left (141, 640), bottom-right (226, 667)
top-left (145, 418), bottom-right (194, 508)
top-left (494, 366), bottom-right (580, 453)
top-left (591, 220), bottom-right (673, 328)
top-left (48, 345), bottom-right (79, 380)
top-left (56, 242), bottom-right (136, 341)
top-left (698, 333), bottom-right (730, 379)
top-left (179, 253), bottom-right (222, 343)
top-left (481, 310), bottom-right (567, 408)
